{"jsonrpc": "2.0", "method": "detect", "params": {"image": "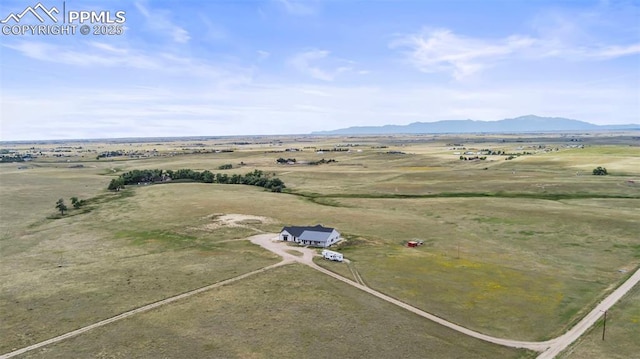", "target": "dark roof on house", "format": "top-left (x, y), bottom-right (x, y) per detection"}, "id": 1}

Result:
top-left (281, 225), bottom-right (335, 238)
